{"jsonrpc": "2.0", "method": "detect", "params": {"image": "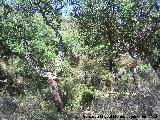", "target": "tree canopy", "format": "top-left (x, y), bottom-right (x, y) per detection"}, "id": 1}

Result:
top-left (0, 0), bottom-right (160, 119)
